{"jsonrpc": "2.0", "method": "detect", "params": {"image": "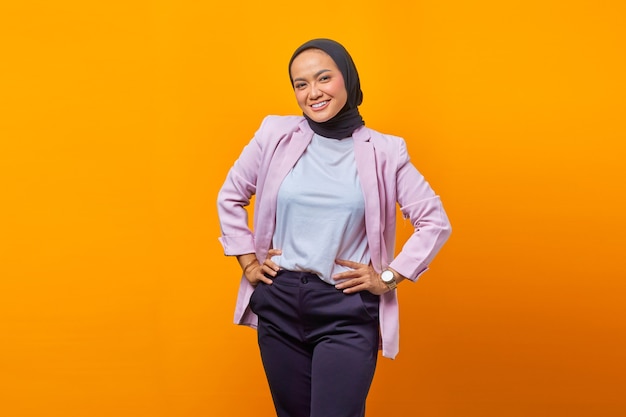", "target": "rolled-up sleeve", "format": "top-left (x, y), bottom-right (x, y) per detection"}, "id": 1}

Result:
top-left (217, 122), bottom-right (265, 256)
top-left (389, 140), bottom-right (452, 280)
